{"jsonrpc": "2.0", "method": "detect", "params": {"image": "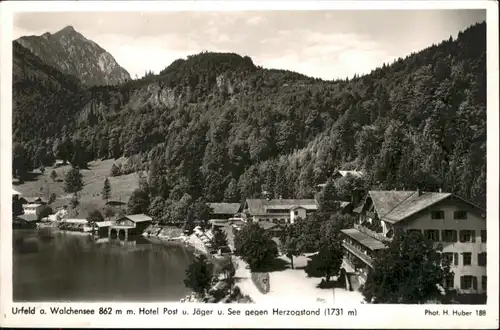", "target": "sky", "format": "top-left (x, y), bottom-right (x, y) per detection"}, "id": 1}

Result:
top-left (12, 9), bottom-right (486, 80)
